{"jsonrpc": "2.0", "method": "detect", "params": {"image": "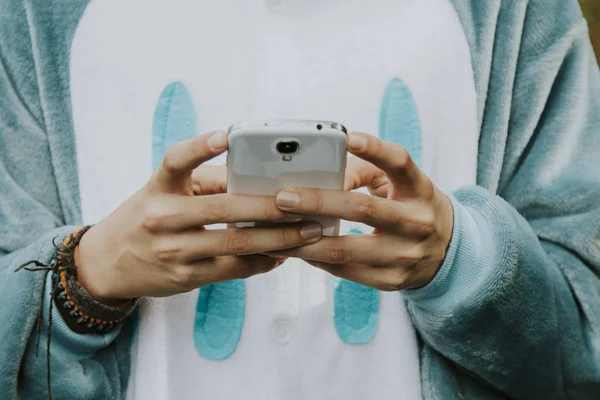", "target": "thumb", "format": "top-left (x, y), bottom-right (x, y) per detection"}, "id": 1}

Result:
top-left (153, 130), bottom-right (228, 193)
